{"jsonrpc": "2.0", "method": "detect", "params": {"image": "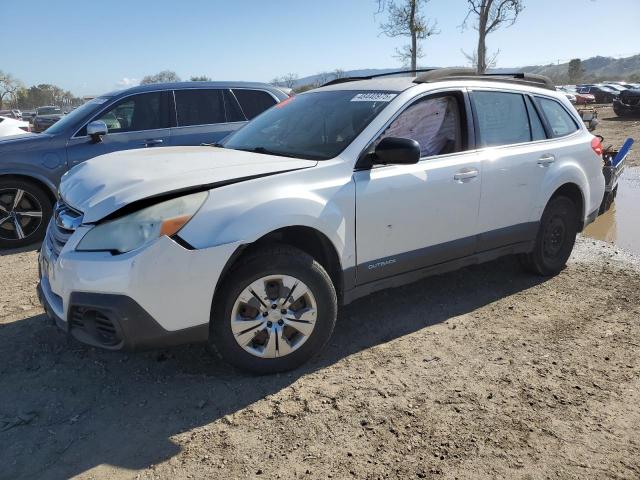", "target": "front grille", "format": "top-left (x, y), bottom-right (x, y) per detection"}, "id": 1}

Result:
top-left (46, 201), bottom-right (83, 258)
